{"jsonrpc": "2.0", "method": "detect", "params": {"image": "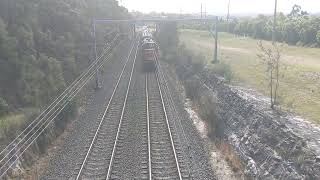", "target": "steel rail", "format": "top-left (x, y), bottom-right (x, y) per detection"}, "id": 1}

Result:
top-left (75, 40), bottom-right (136, 180)
top-left (105, 42), bottom-right (138, 180)
top-left (0, 35), bottom-right (120, 161)
top-left (155, 68), bottom-right (183, 180)
top-left (145, 75), bottom-right (152, 180)
top-left (155, 55), bottom-right (192, 178)
top-left (0, 37), bottom-right (125, 179)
